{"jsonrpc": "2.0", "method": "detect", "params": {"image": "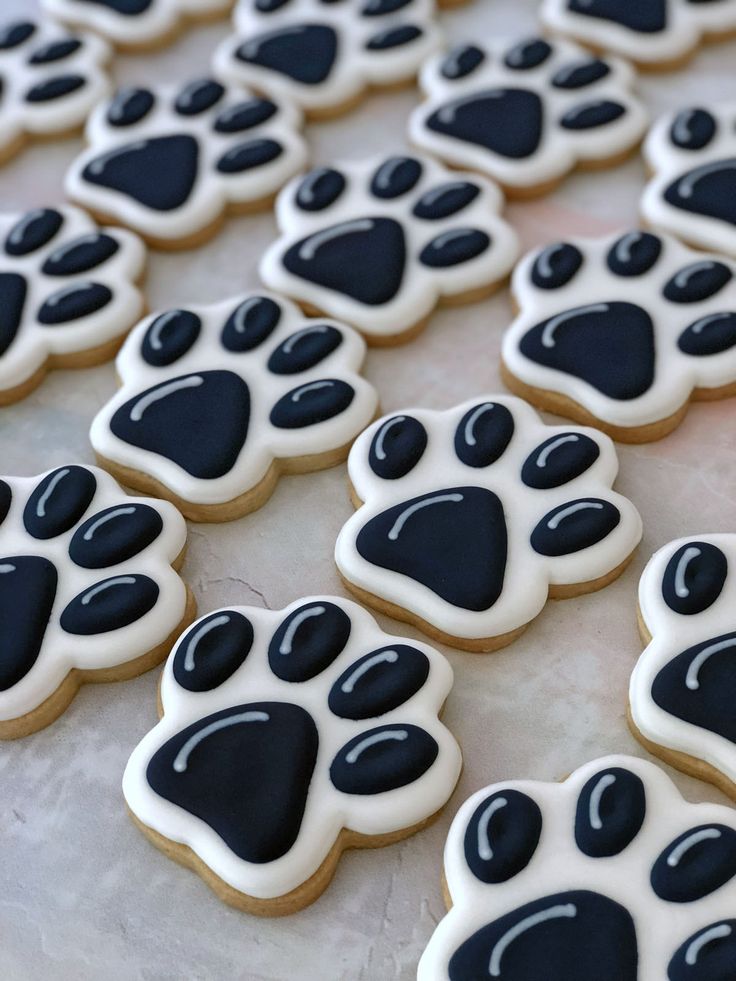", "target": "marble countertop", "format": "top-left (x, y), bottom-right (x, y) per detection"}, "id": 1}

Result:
top-left (1, 1), bottom-right (735, 978)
